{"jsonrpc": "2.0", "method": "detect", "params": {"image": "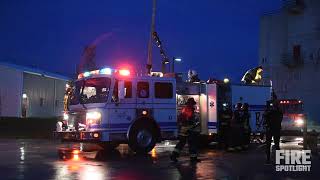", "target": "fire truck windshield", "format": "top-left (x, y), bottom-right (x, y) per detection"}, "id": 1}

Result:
top-left (70, 77), bottom-right (111, 105)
